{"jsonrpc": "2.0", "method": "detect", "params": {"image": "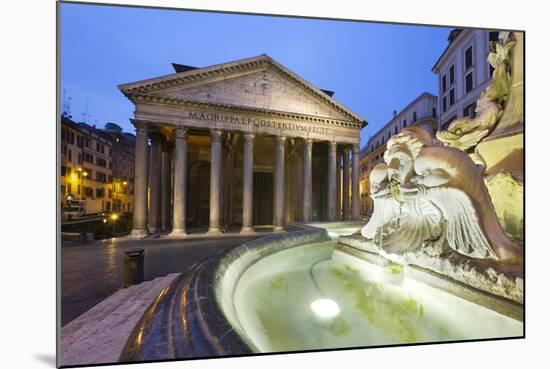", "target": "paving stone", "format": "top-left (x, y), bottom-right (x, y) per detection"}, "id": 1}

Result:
top-left (61, 235), bottom-right (261, 326)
